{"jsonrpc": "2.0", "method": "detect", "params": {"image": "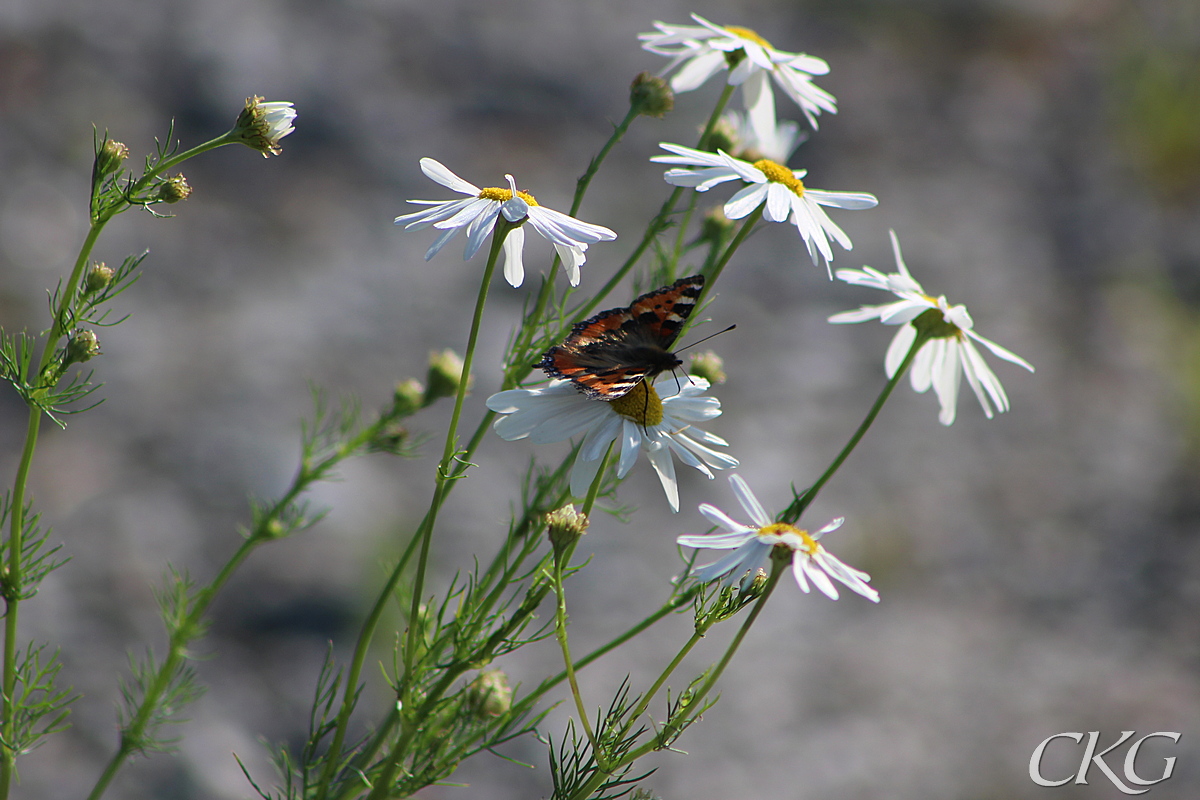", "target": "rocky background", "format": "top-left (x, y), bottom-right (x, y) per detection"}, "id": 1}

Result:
top-left (1, 0), bottom-right (1199, 797)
